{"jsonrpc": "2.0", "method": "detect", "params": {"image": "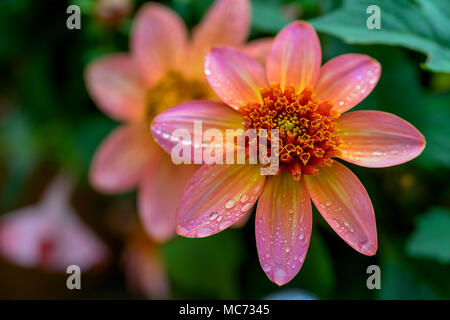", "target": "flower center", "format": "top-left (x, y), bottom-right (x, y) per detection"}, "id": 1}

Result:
top-left (241, 83), bottom-right (342, 180)
top-left (146, 71), bottom-right (215, 120)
